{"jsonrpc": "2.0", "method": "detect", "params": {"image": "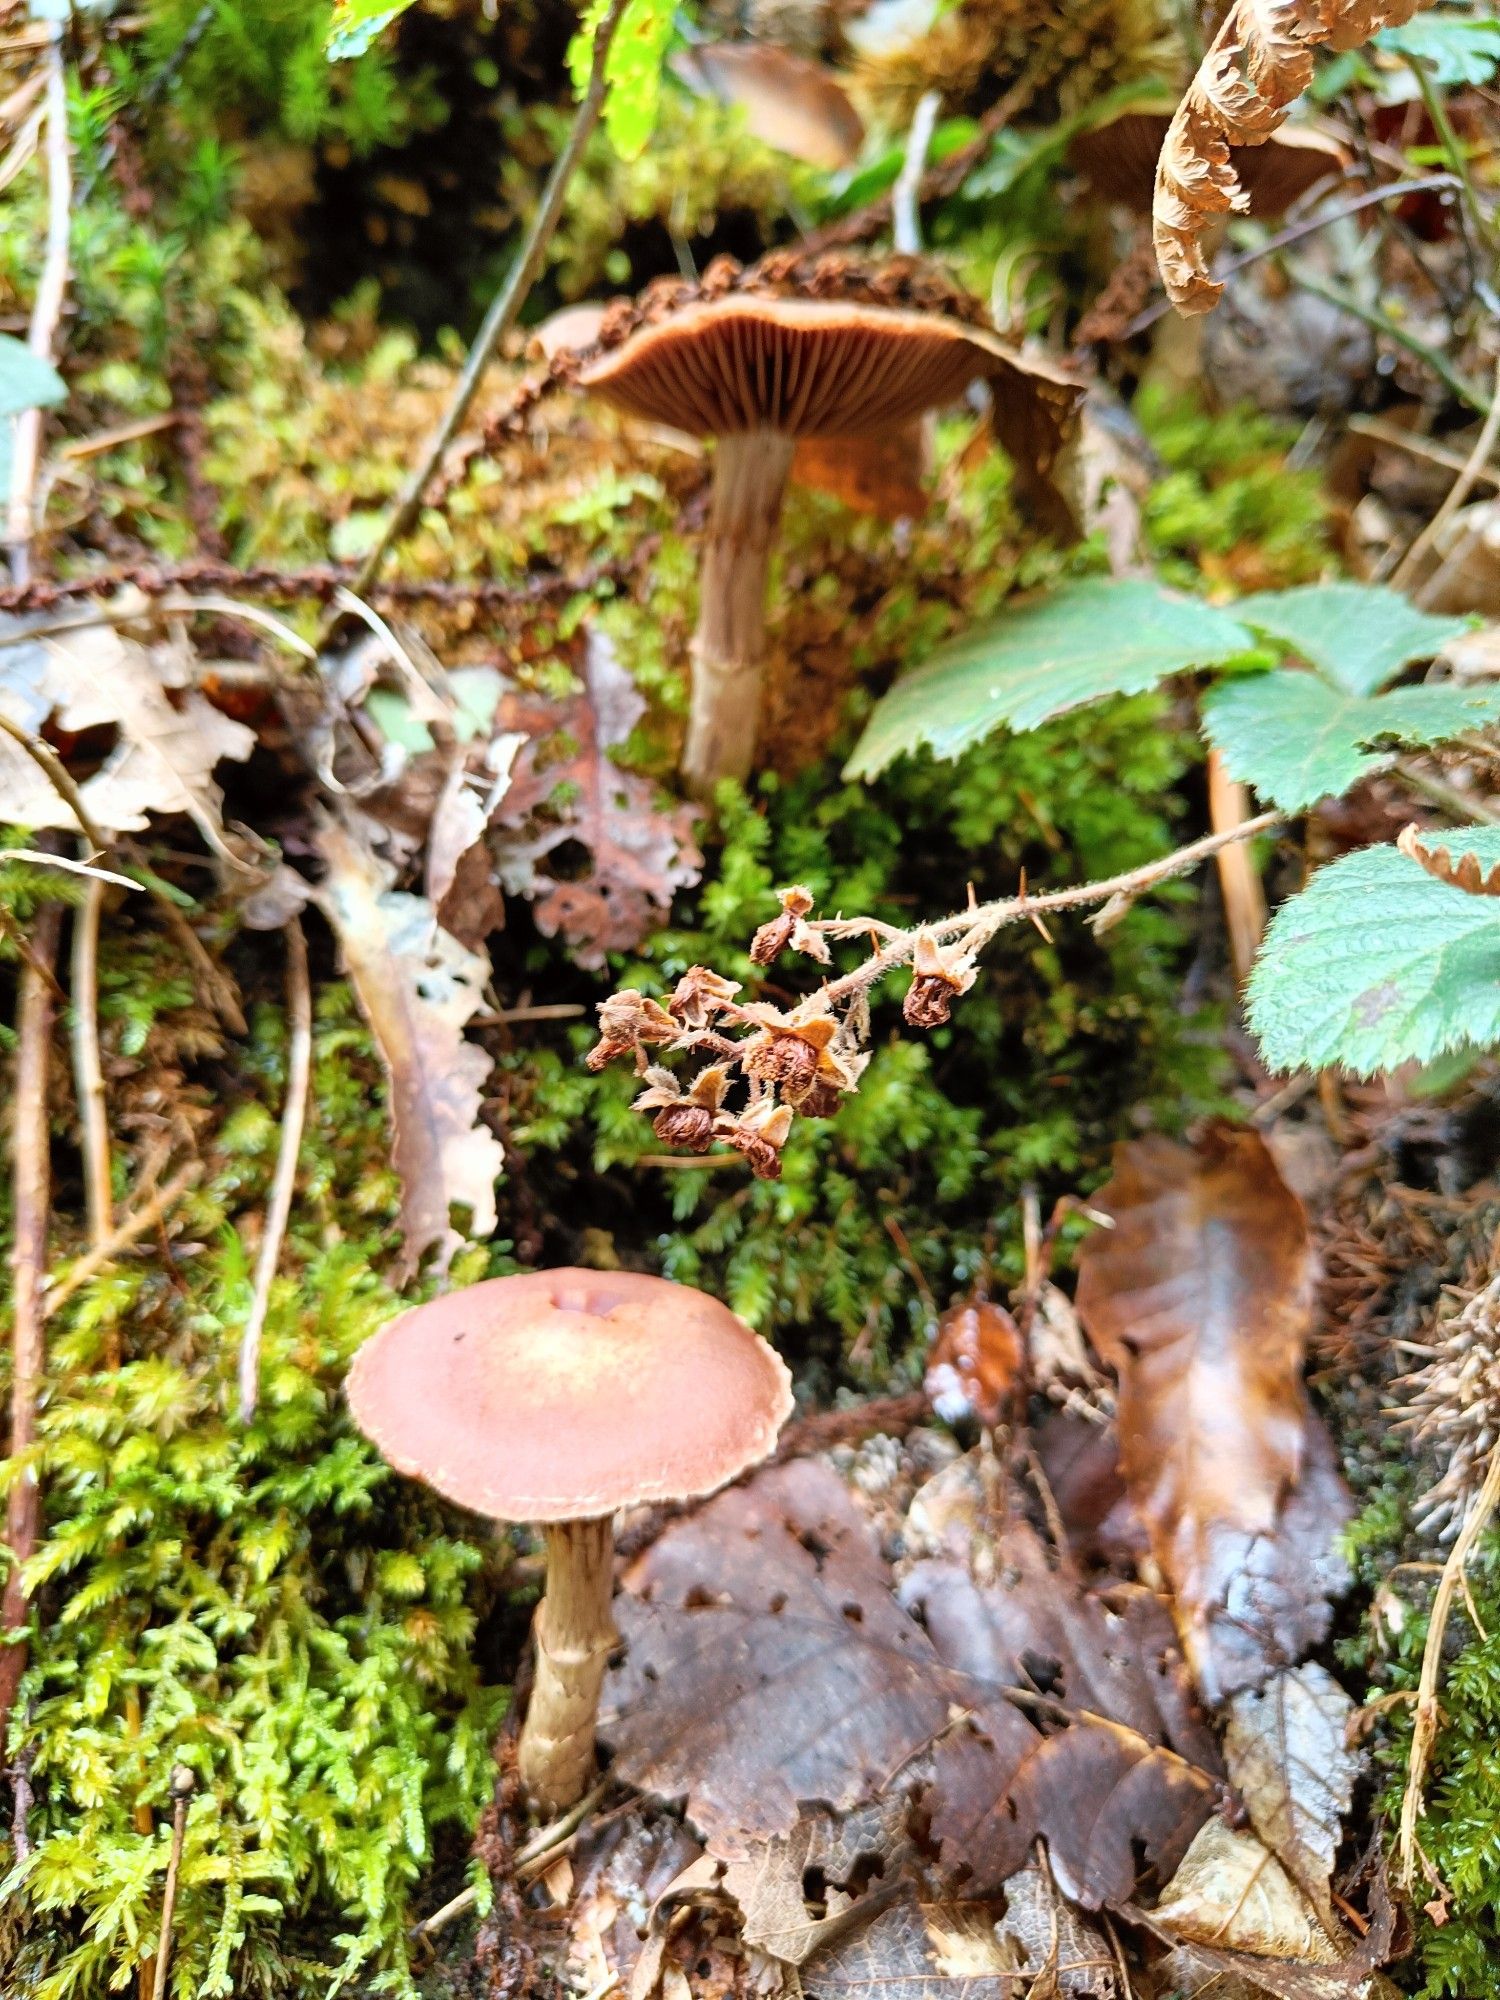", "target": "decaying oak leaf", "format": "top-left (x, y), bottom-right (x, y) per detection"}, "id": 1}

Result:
top-left (424, 728), bottom-right (525, 949)
top-left (313, 807), bottom-right (502, 1279)
top-left (1153, 1817), bottom-right (1339, 1962)
top-left (494, 632), bottom-right (702, 970)
top-left (0, 622), bottom-right (254, 851)
top-left (1224, 1664), bottom-right (1361, 1926)
top-left (923, 1297), bottom-right (1025, 1428)
top-left (797, 1890), bottom-right (1026, 1998)
top-left (720, 1795), bottom-right (912, 1966)
top-left (1074, 1125), bottom-right (1352, 1701)
top-left (601, 1458), bottom-right (965, 1851)
top-left (997, 1862), bottom-right (1121, 1997)
top-left (1153, 0), bottom-right (1424, 312)
top-left (1397, 821), bottom-right (1500, 897)
top-left (672, 42), bottom-right (865, 168)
